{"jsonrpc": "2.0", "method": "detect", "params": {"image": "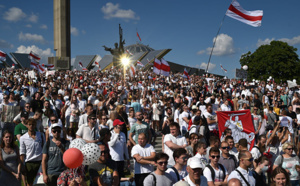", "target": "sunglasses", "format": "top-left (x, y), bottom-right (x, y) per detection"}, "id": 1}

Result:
top-left (25, 106), bottom-right (30, 108)
top-left (90, 118), bottom-right (97, 120)
top-left (286, 148), bottom-right (294, 151)
top-left (52, 130), bottom-right (61, 134)
top-left (100, 150), bottom-right (109, 155)
top-left (102, 118), bottom-right (107, 120)
top-left (51, 119), bottom-right (58, 122)
top-left (211, 155), bottom-right (220, 159)
top-left (221, 146), bottom-right (230, 150)
top-left (157, 161), bottom-right (168, 166)
top-left (243, 158), bottom-right (254, 162)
